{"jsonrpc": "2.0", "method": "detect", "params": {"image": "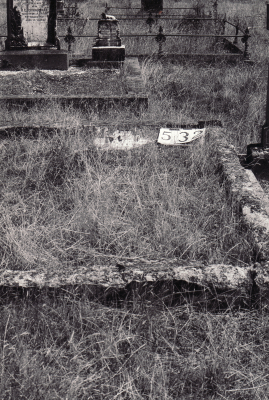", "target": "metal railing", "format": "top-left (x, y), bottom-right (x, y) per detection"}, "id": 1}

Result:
top-left (0, 0), bottom-right (250, 60)
top-left (58, 31), bottom-right (250, 59)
